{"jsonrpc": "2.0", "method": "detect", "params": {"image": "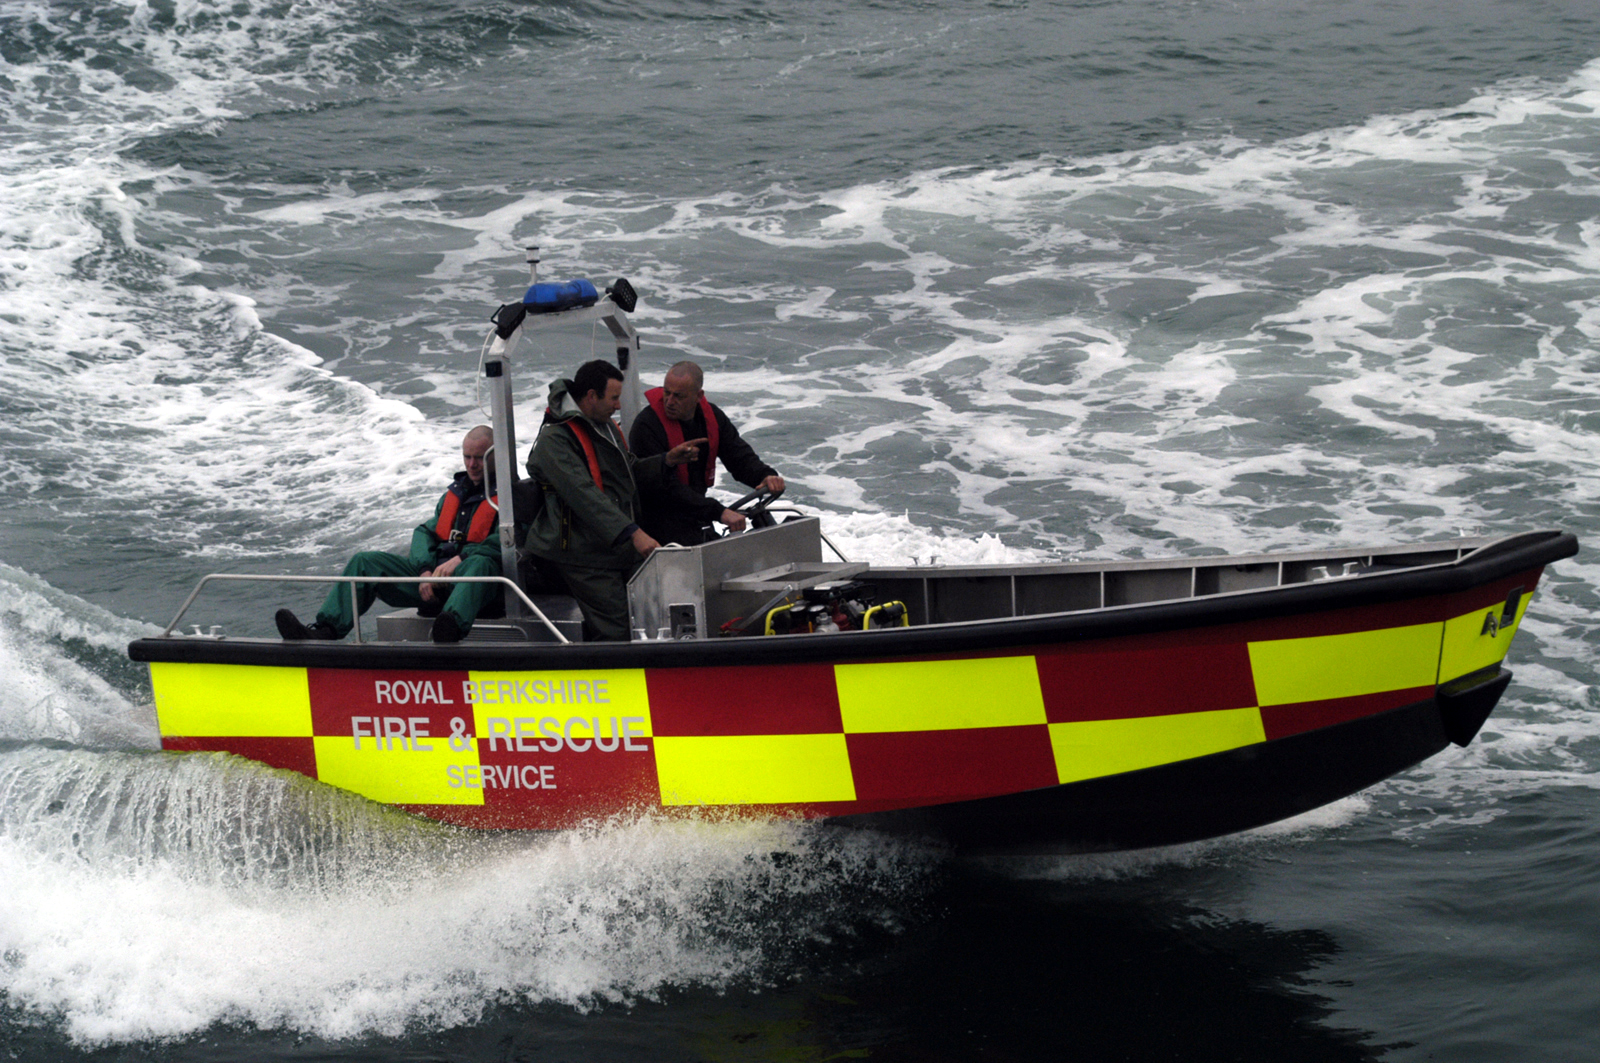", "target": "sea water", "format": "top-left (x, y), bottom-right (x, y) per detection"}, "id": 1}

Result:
top-left (2, 1), bottom-right (1598, 1059)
